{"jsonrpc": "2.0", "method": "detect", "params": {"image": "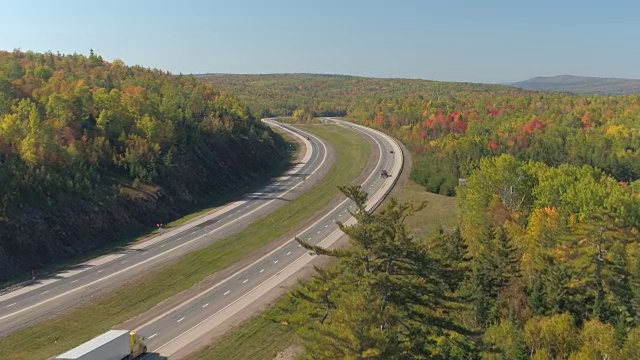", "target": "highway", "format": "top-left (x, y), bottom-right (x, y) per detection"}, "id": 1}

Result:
top-left (0, 119), bottom-right (331, 336)
top-left (135, 119), bottom-right (404, 359)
